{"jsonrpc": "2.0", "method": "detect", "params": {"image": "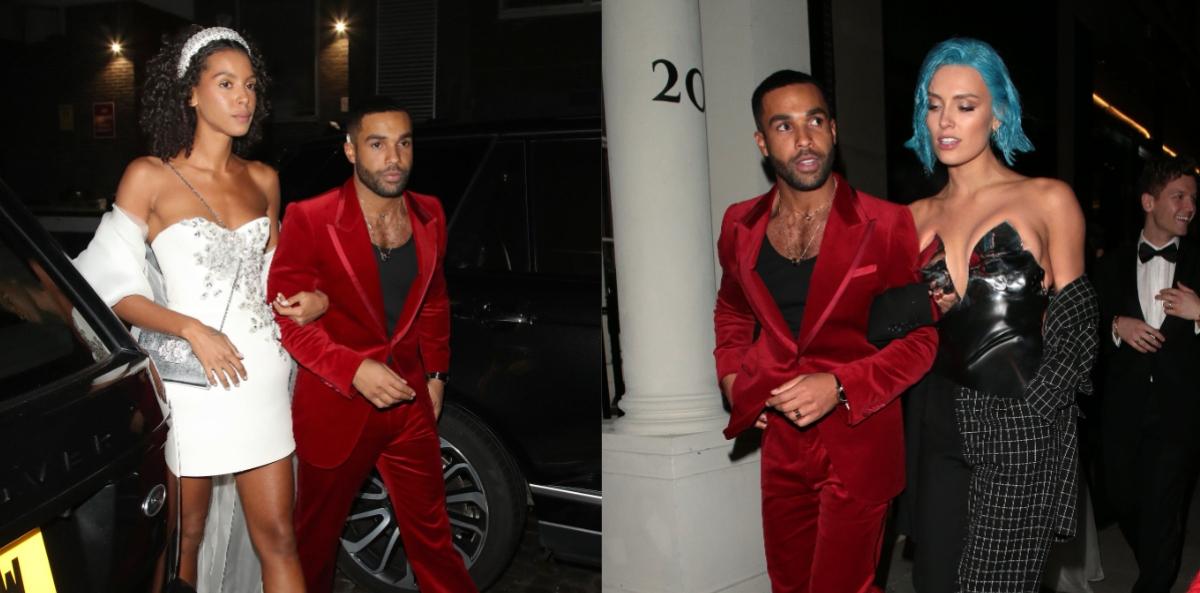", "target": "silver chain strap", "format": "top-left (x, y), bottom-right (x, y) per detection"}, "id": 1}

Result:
top-left (165, 160), bottom-right (227, 228)
top-left (164, 160), bottom-right (241, 331)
